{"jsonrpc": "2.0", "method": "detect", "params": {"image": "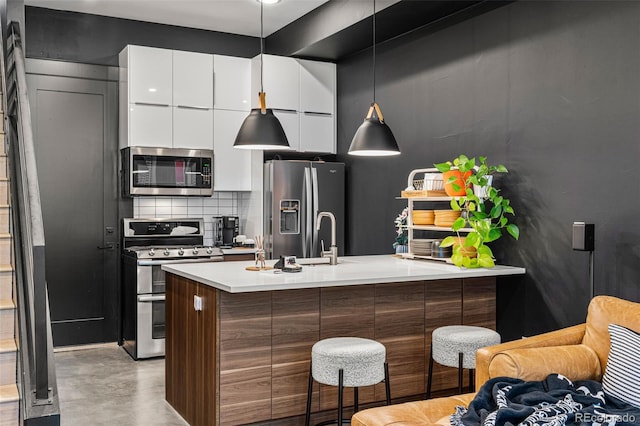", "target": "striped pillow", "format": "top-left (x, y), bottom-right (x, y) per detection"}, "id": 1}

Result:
top-left (602, 323), bottom-right (640, 408)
